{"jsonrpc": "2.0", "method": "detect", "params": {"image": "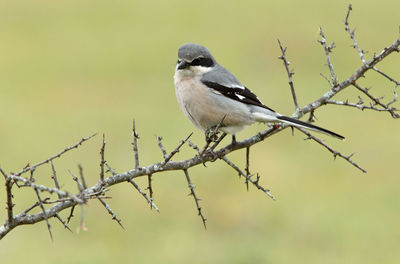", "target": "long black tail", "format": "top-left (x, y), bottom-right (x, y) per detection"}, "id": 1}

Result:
top-left (277, 115), bottom-right (344, 140)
